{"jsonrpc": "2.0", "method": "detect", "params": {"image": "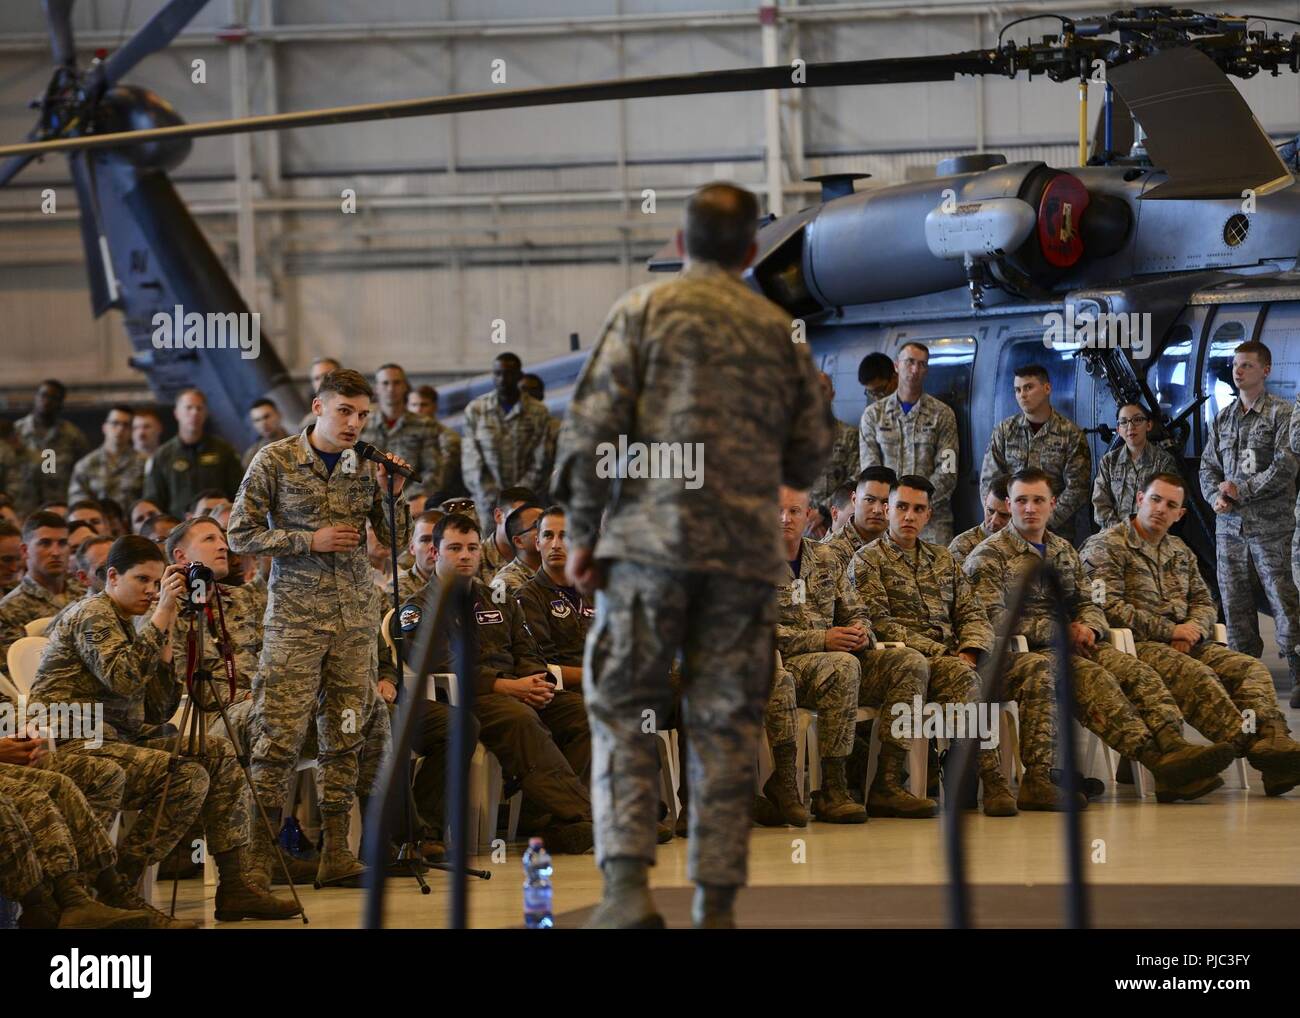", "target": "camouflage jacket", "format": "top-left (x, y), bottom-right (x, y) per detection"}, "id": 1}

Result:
top-left (386, 563), bottom-right (432, 606)
top-left (0, 442), bottom-right (43, 517)
top-left (67, 445), bottom-right (147, 506)
top-left (515, 568), bottom-right (593, 669)
top-left (144, 433), bottom-right (245, 518)
top-left (492, 557), bottom-right (537, 602)
top-left (228, 431), bottom-right (412, 631)
top-left (361, 411), bottom-right (443, 500)
top-left (461, 392), bottom-right (553, 517)
top-left (962, 525), bottom-right (1106, 650)
top-left (979, 409), bottom-right (1091, 531)
top-left (776, 538), bottom-right (873, 657)
top-left (820, 520), bottom-right (877, 575)
top-left (429, 419), bottom-right (465, 498)
top-left (859, 393), bottom-right (959, 525)
top-left (809, 420), bottom-right (860, 508)
top-left (0, 576), bottom-right (85, 661)
top-left (1092, 441), bottom-right (1180, 529)
top-left (1200, 392), bottom-right (1296, 537)
top-left (477, 535), bottom-right (508, 587)
top-left (1079, 519), bottom-right (1218, 644)
top-left (948, 523), bottom-right (990, 567)
top-left (553, 263), bottom-right (831, 583)
top-left (848, 534), bottom-right (992, 657)
top-left (242, 428), bottom-right (291, 471)
top-left (14, 414), bottom-right (89, 504)
top-left (29, 591), bottom-right (180, 743)
top-left (167, 581), bottom-right (266, 696)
